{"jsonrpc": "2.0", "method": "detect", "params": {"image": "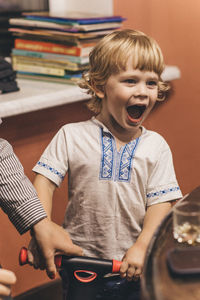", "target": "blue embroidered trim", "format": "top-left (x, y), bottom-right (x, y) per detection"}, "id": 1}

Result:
top-left (99, 131), bottom-right (114, 179)
top-left (37, 161), bottom-right (64, 180)
top-left (118, 139), bottom-right (139, 182)
top-left (99, 128), bottom-right (139, 182)
top-left (147, 186), bottom-right (180, 198)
